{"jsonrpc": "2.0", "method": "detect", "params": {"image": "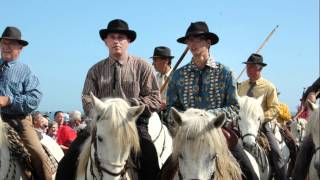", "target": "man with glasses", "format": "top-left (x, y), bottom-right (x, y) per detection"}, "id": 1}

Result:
top-left (0, 26), bottom-right (52, 180)
top-left (166, 21), bottom-right (258, 180)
